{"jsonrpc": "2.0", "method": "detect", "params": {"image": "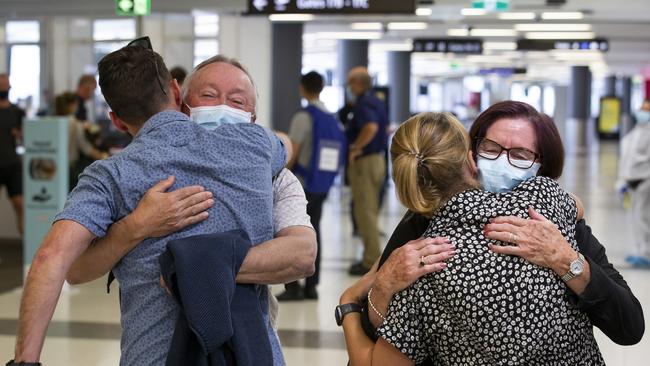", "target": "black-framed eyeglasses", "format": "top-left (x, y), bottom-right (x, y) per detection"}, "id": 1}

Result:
top-left (475, 138), bottom-right (540, 169)
top-left (125, 36), bottom-right (167, 96)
